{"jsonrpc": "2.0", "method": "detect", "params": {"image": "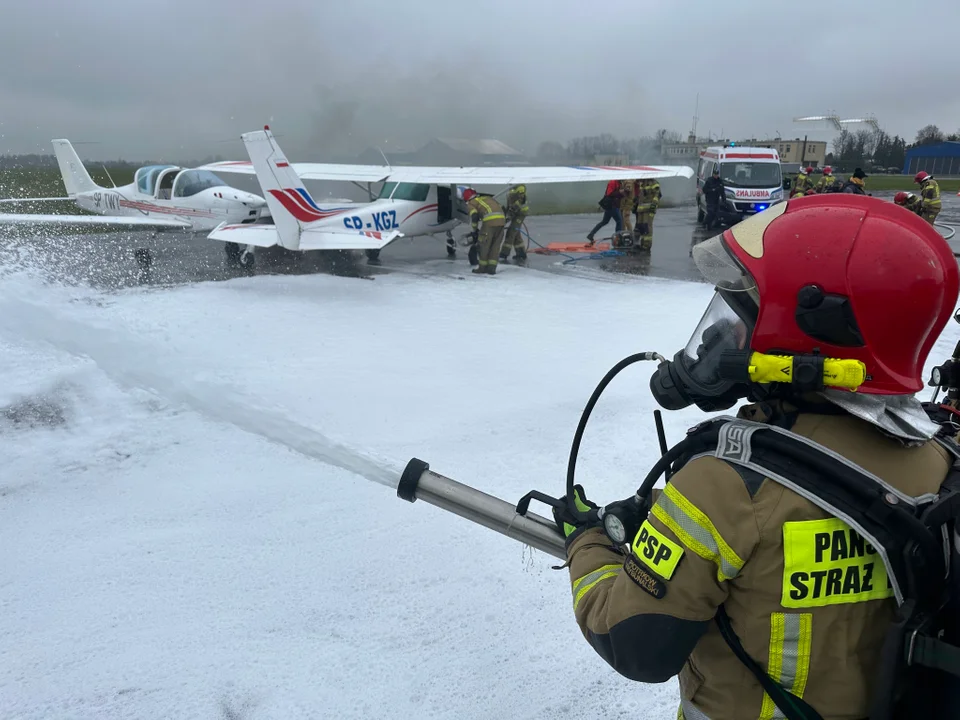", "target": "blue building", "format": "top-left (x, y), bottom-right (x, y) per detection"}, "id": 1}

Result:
top-left (903, 142), bottom-right (960, 175)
